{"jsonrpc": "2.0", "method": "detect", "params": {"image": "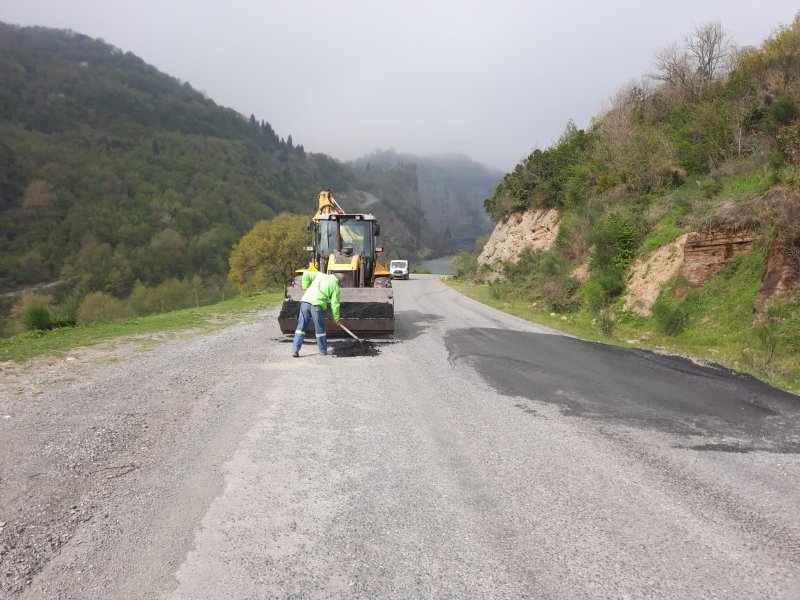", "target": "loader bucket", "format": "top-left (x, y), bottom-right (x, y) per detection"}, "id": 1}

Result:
top-left (278, 286), bottom-right (394, 337)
